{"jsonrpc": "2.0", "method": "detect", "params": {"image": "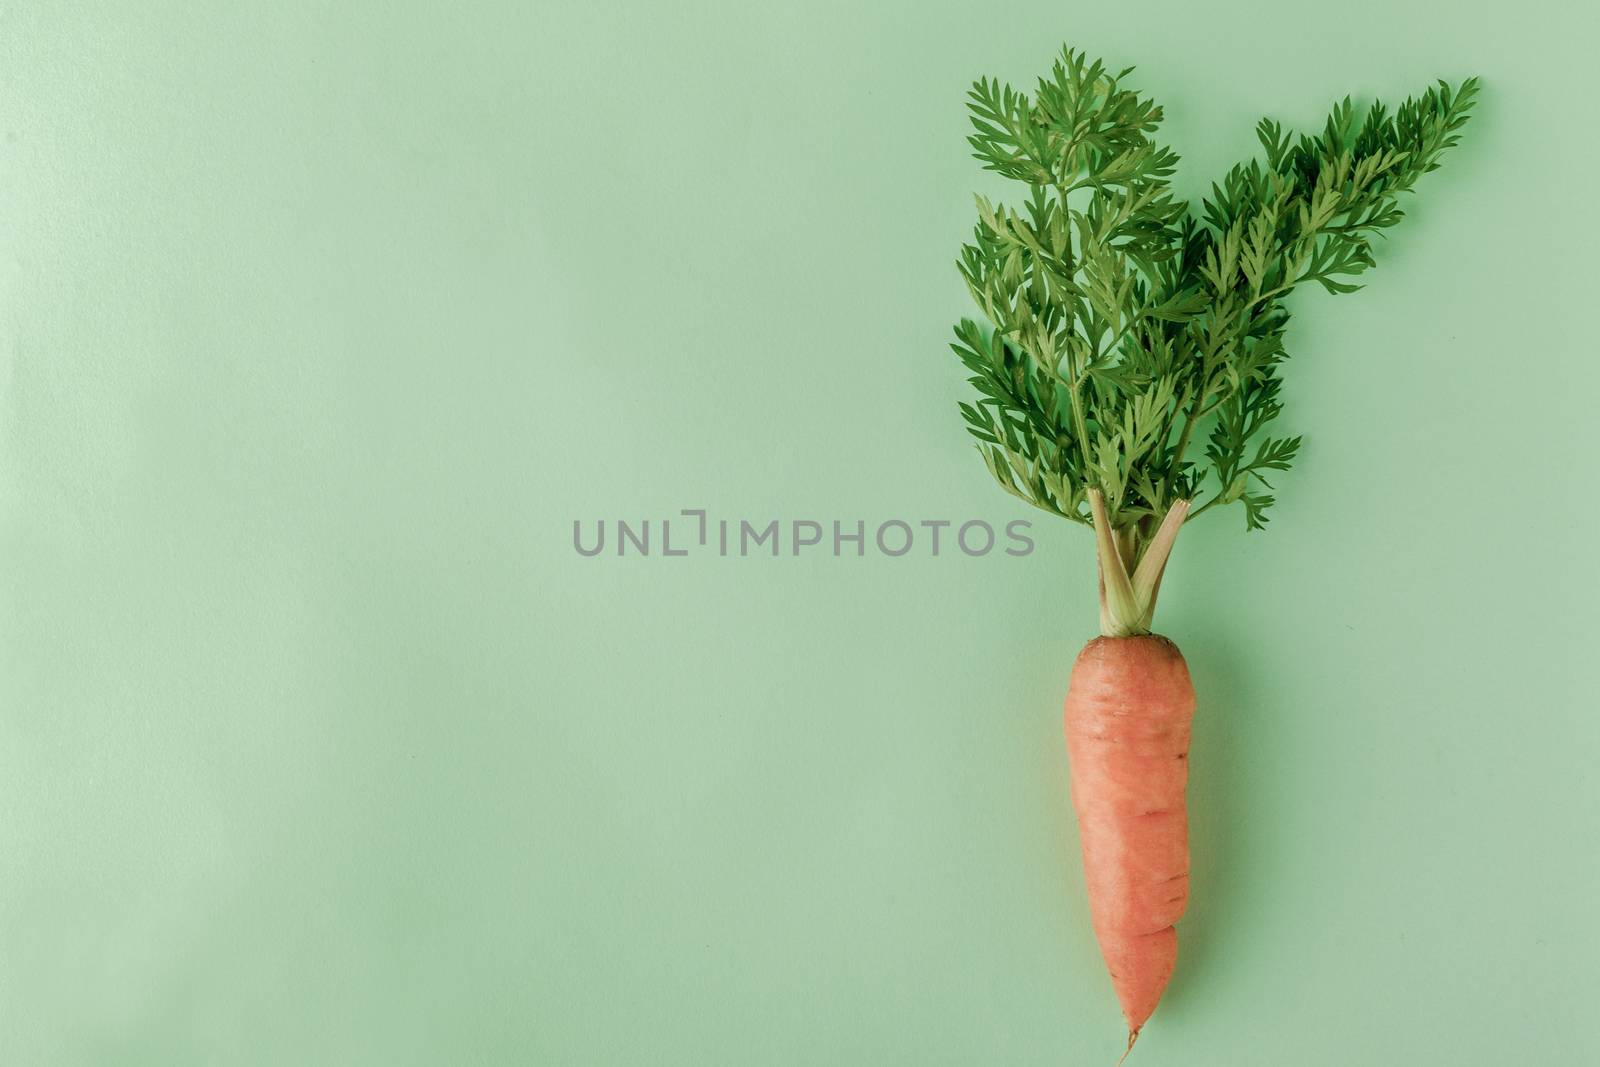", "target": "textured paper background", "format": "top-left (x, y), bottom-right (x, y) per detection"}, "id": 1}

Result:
top-left (3, 2), bottom-right (1596, 1063)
